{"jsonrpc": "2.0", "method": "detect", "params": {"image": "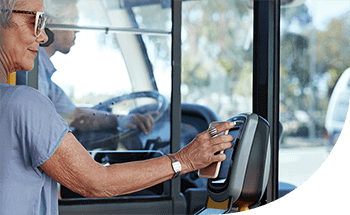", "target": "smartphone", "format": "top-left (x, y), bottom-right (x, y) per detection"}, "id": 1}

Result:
top-left (198, 121), bottom-right (229, 179)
